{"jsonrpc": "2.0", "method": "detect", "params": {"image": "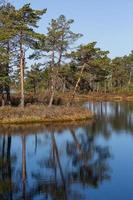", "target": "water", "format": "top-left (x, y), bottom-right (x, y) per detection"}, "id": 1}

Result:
top-left (0, 102), bottom-right (133, 200)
